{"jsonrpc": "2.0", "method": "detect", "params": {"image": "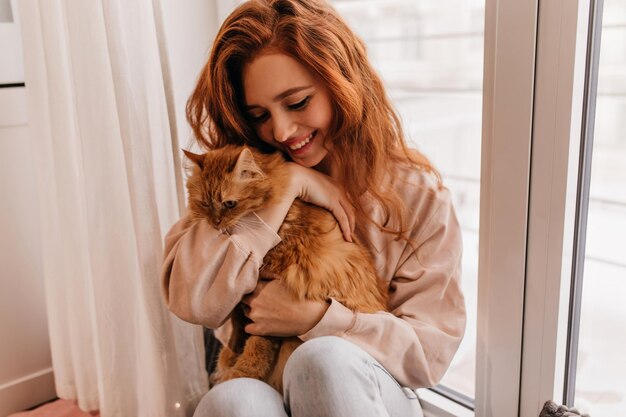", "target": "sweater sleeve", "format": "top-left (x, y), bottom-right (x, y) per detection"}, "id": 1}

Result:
top-left (299, 186), bottom-right (466, 389)
top-left (161, 211), bottom-right (281, 328)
